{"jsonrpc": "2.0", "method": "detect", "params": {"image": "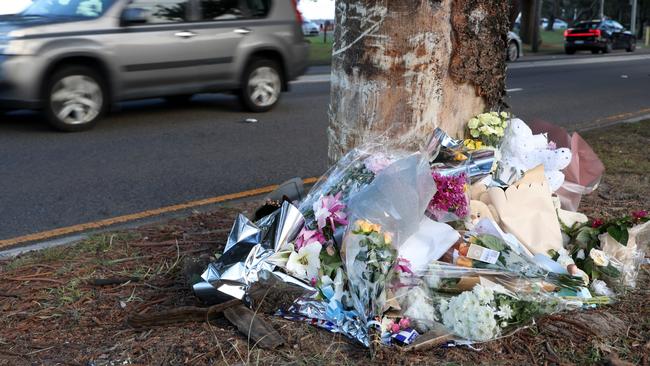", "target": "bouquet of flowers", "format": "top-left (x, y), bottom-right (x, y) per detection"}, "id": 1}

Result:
top-left (344, 219), bottom-right (397, 319)
top-left (427, 172), bottom-right (469, 223)
top-left (467, 112), bottom-right (509, 148)
top-left (560, 210), bottom-right (649, 291)
top-left (439, 284), bottom-right (561, 341)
